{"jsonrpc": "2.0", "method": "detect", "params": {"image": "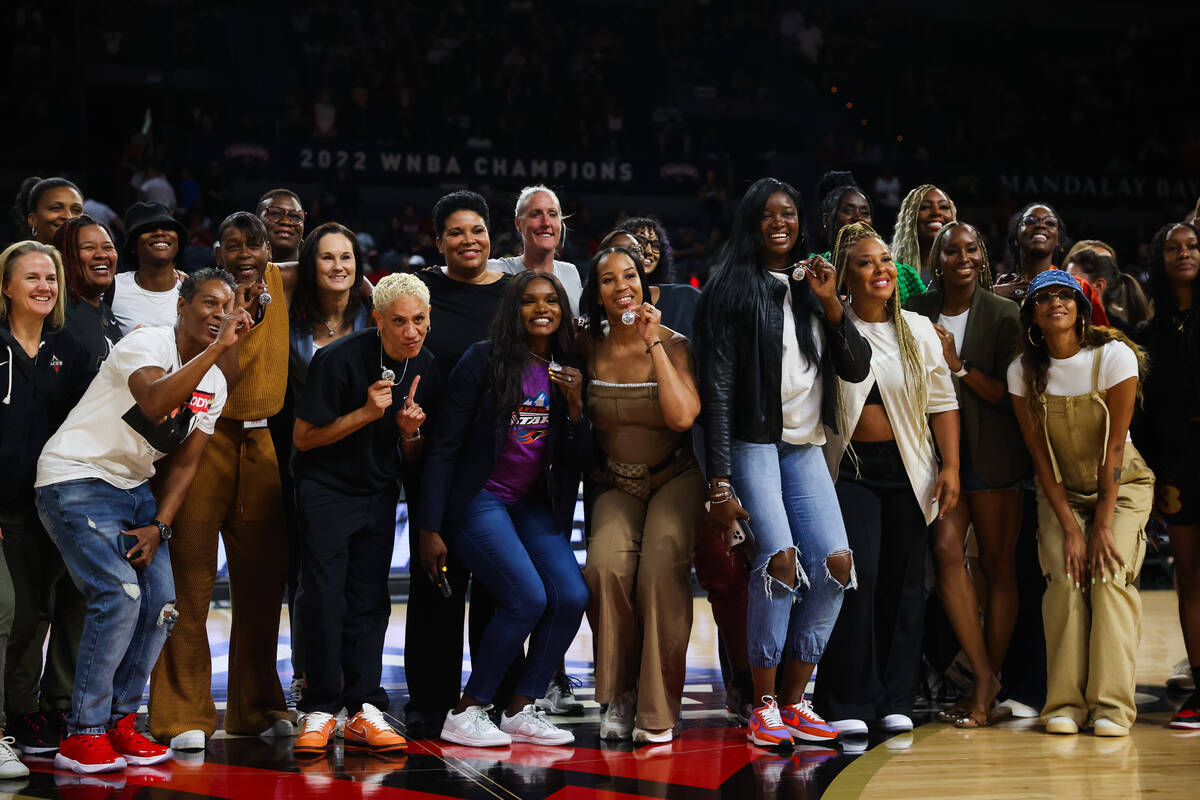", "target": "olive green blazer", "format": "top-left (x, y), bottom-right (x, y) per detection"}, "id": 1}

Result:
top-left (905, 286), bottom-right (1032, 487)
